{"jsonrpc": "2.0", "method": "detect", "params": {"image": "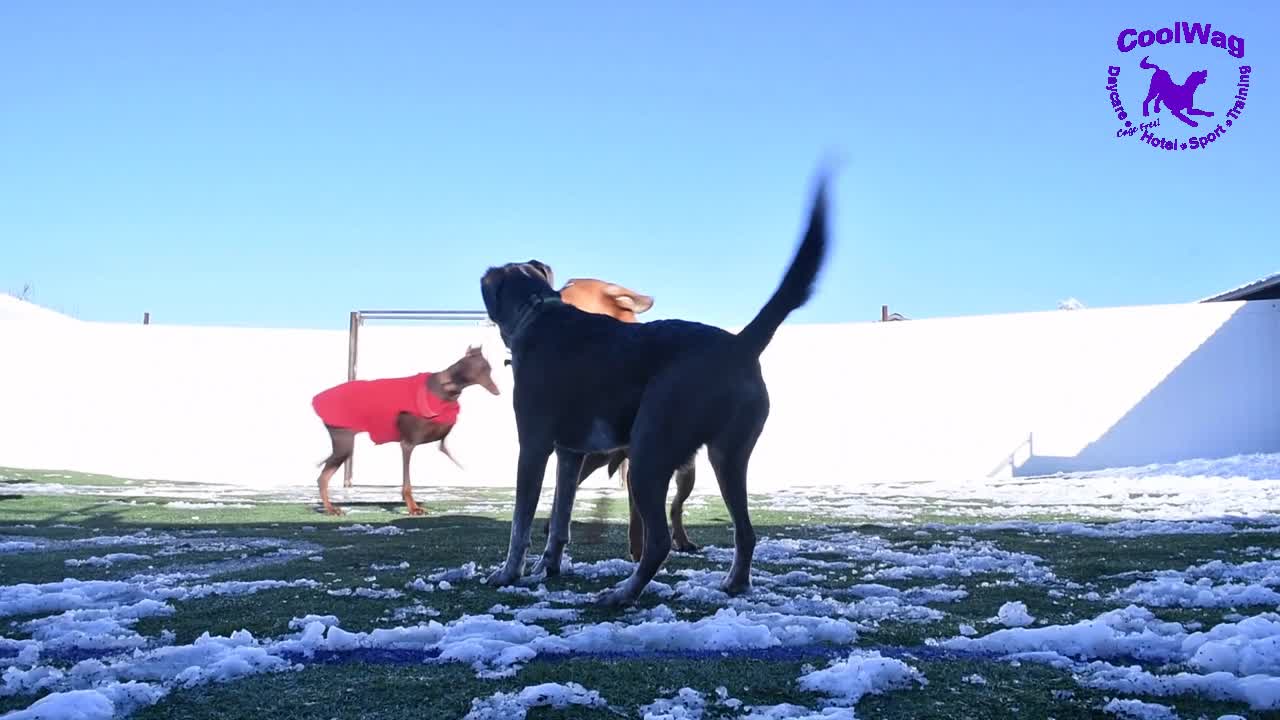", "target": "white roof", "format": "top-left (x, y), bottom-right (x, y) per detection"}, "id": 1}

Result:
top-left (0, 293), bottom-right (77, 323)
